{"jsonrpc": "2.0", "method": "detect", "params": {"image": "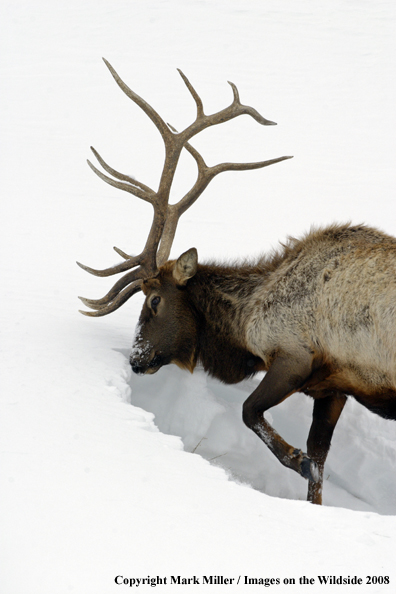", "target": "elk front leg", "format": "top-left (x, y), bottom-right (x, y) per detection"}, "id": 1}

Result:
top-left (306, 391), bottom-right (347, 505)
top-left (242, 353), bottom-right (319, 482)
